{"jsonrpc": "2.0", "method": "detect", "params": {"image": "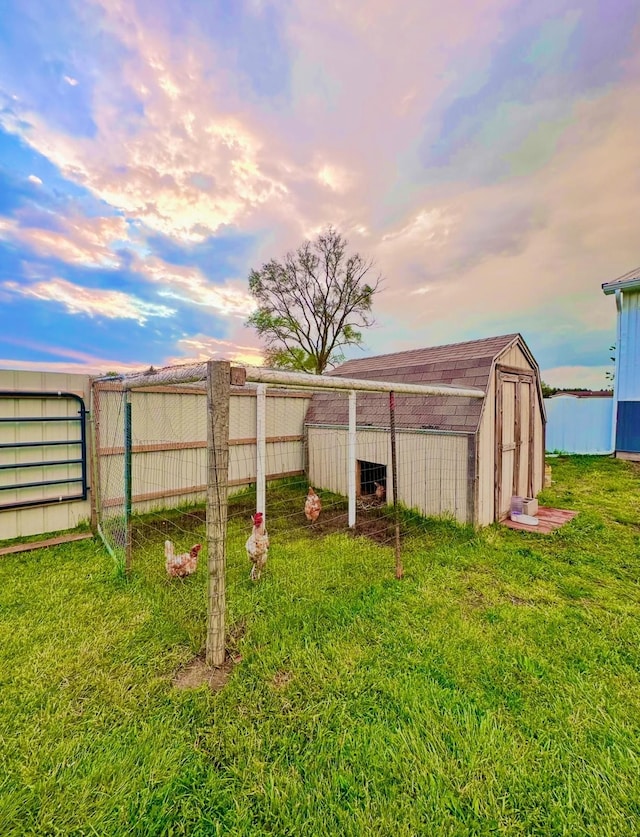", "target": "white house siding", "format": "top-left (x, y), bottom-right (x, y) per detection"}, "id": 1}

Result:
top-left (307, 426), bottom-right (471, 523)
top-left (0, 369), bottom-right (92, 540)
